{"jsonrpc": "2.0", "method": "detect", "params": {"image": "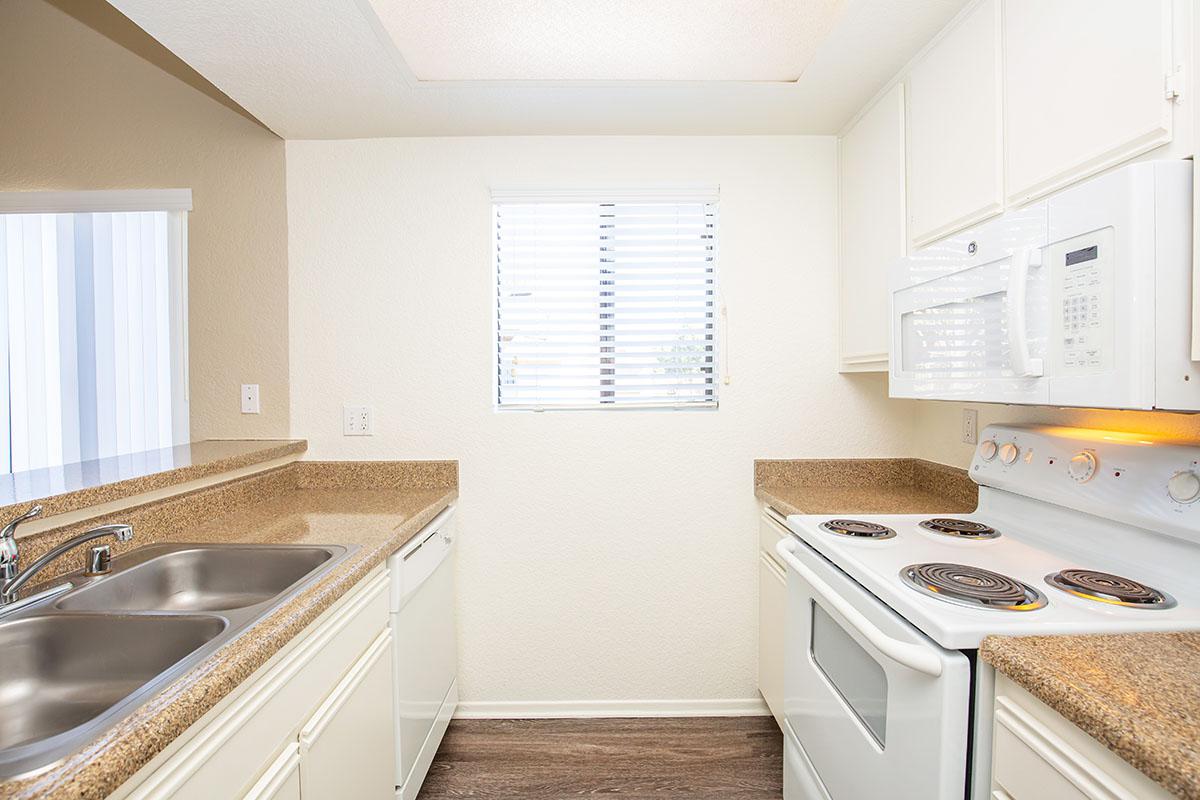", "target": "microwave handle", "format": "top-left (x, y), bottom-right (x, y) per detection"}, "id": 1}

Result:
top-left (1008, 246), bottom-right (1044, 378)
top-left (775, 538), bottom-right (944, 678)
